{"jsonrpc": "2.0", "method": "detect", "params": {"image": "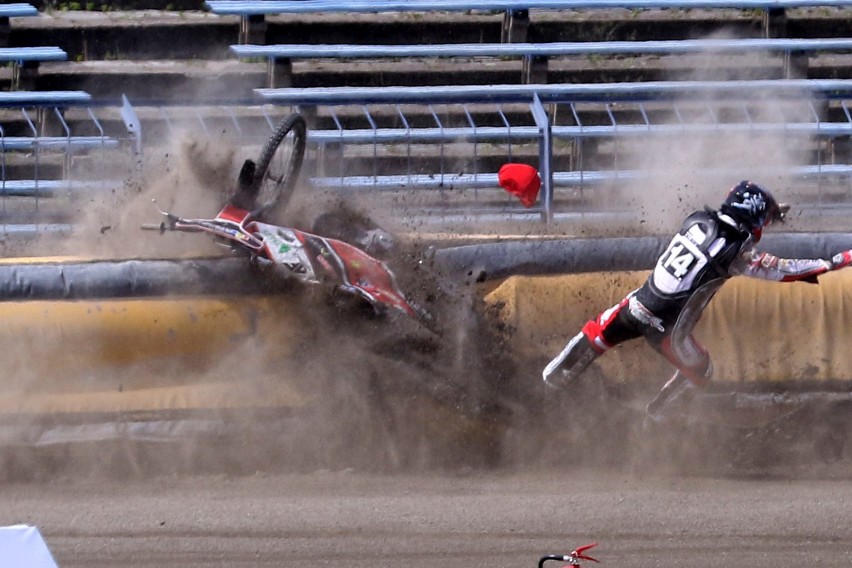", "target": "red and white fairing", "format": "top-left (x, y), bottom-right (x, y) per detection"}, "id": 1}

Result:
top-left (216, 204), bottom-right (419, 319)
